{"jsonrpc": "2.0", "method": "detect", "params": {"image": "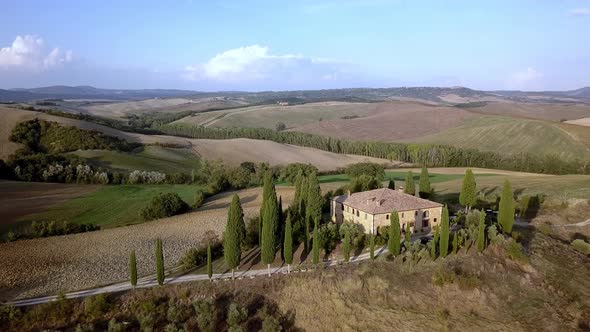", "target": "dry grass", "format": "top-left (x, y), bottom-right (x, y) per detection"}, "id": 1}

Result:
top-left (472, 101), bottom-right (590, 122)
top-left (276, 233), bottom-right (590, 331)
